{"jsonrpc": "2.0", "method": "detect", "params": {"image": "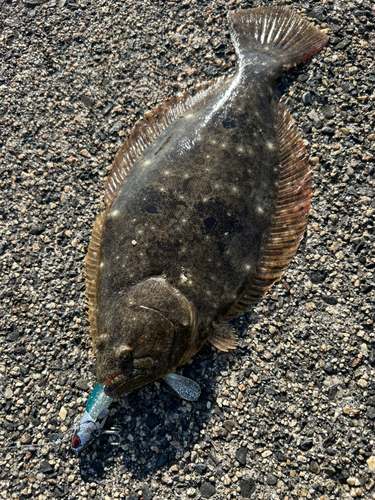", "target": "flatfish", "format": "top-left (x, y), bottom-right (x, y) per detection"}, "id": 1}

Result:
top-left (85, 7), bottom-right (328, 399)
